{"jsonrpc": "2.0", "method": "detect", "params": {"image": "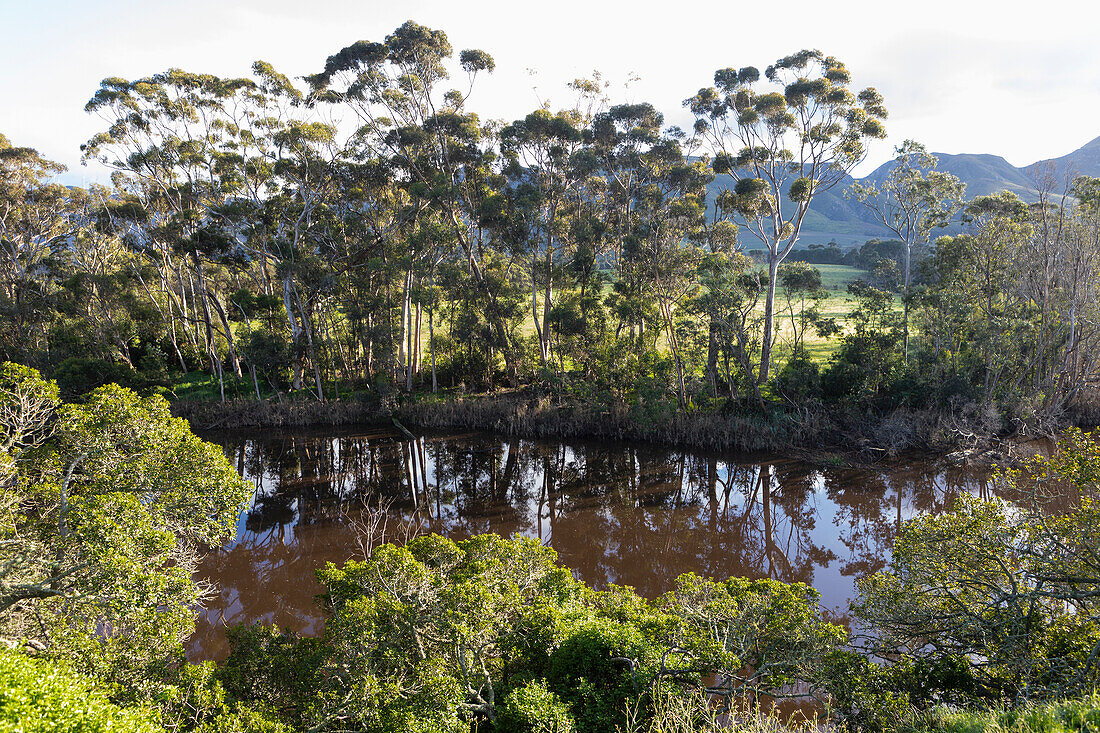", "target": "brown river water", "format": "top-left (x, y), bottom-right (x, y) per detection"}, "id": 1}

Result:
top-left (189, 426), bottom-right (1001, 661)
